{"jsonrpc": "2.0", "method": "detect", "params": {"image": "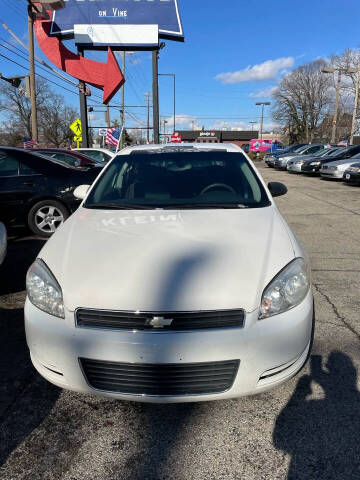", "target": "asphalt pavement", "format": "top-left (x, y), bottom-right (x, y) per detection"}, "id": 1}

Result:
top-left (0, 165), bottom-right (359, 480)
